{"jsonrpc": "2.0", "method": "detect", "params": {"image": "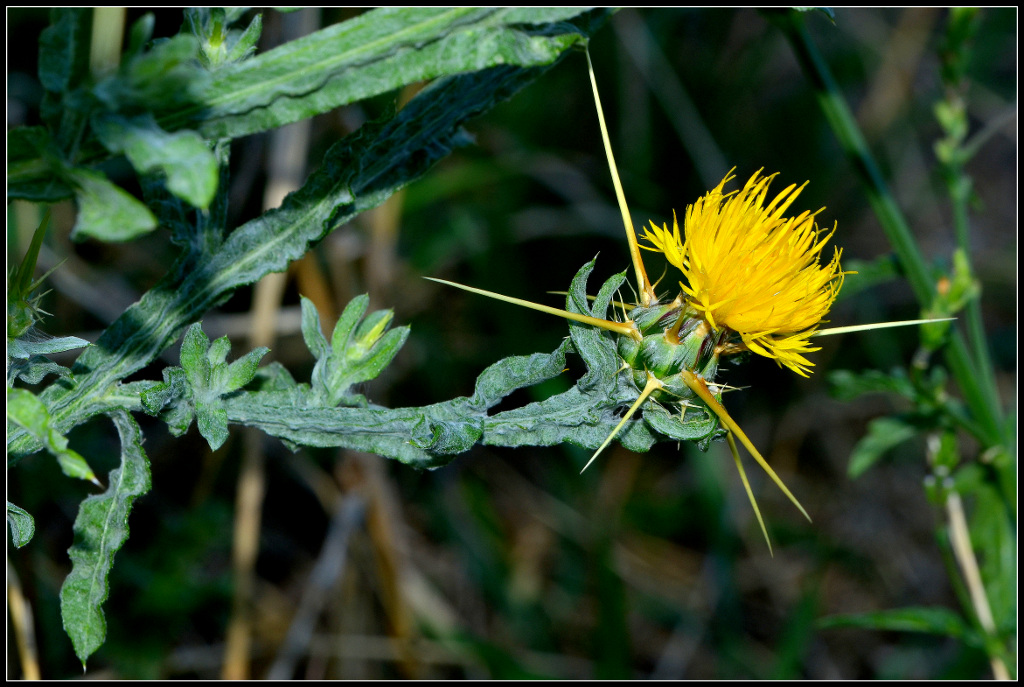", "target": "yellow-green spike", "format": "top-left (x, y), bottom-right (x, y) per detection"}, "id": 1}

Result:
top-left (586, 50), bottom-right (655, 307)
top-left (581, 373), bottom-right (664, 473)
top-left (679, 369), bottom-right (811, 522)
top-left (425, 277), bottom-right (642, 341)
top-left (546, 291), bottom-right (633, 311)
top-left (728, 433), bottom-right (773, 556)
top-left (813, 318), bottom-right (955, 337)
